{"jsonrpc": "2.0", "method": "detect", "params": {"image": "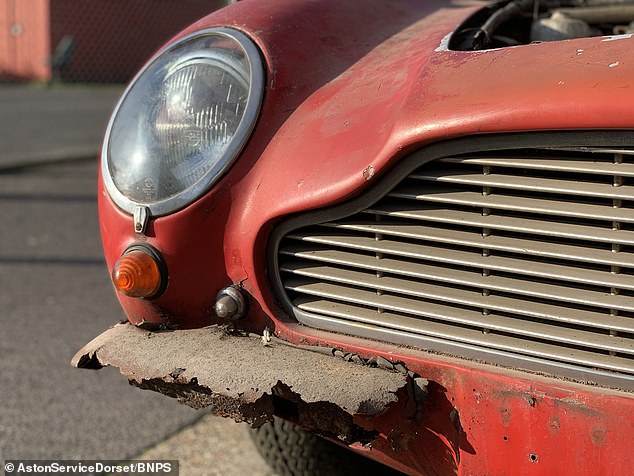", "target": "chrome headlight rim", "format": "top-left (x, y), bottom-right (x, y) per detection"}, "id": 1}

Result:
top-left (101, 27), bottom-right (265, 217)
